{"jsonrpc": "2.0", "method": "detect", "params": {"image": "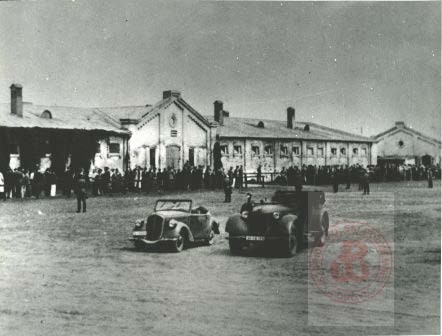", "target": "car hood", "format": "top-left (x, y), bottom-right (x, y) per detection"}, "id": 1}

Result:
top-left (250, 204), bottom-right (294, 215)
